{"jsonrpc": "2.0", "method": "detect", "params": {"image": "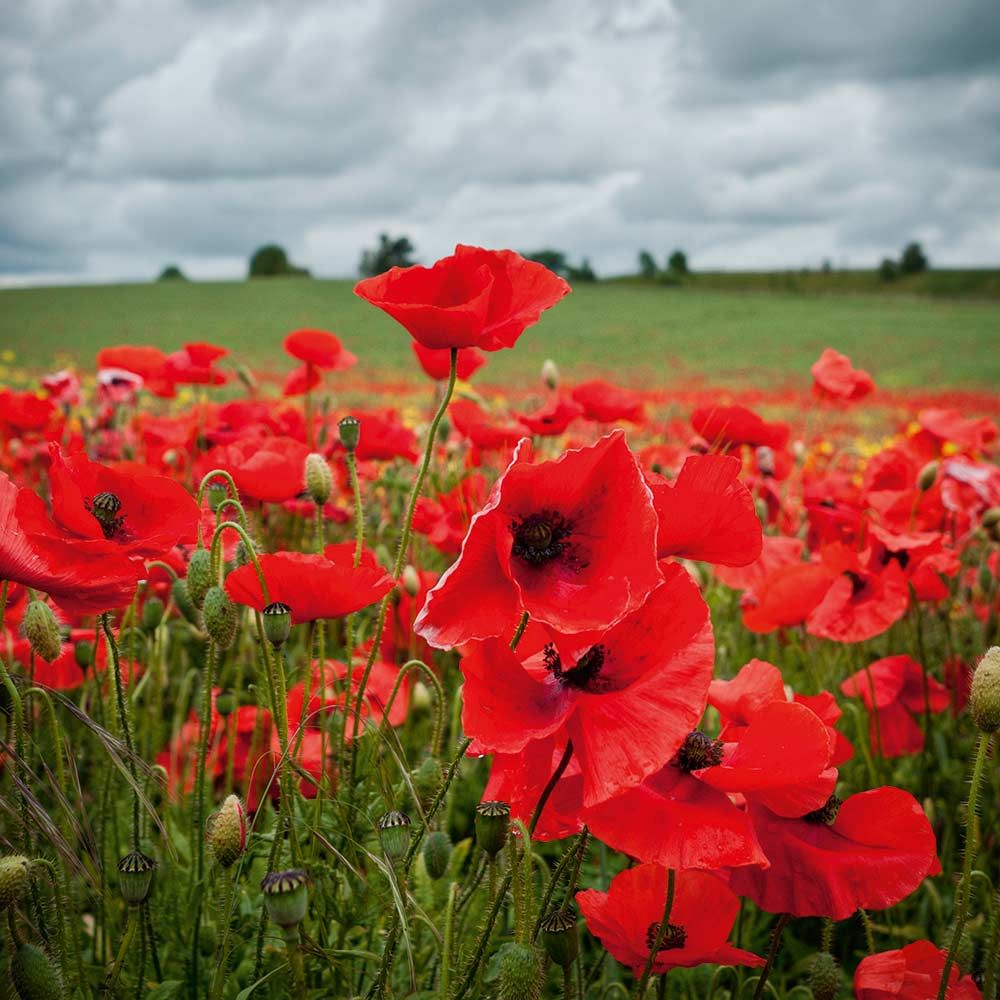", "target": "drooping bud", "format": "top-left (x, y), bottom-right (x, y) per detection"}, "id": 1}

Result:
top-left (422, 831), bottom-right (452, 880)
top-left (215, 691), bottom-right (237, 716)
top-left (117, 850), bottom-right (156, 906)
top-left (808, 951), bottom-right (840, 1000)
top-left (235, 538), bottom-right (258, 568)
top-left (172, 578), bottom-right (201, 626)
top-left (186, 548), bottom-right (214, 609)
top-left (207, 795), bottom-right (246, 869)
top-left (206, 483), bottom-right (228, 513)
top-left (496, 942), bottom-right (542, 1000)
top-left (262, 602), bottom-right (292, 647)
top-left (23, 601), bottom-right (62, 662)
top-left (11, 942), bottom-right (64, 1000)
top-left (338, 415), bottom-right (361, 452)
top-left (411, 755), bottom-right (441, 811)
top-left (141, 596), bottom-right (165, 633)
top-left (377, 811), bottom-right (412, 862)
top-left (539, 908), bottom-right (579, 969)
top-left (305, 453), bottom-right (333, 506)
top-left (475, 801), bottom-right (510, 860)
top-left (203, 586), bottom-right (238, 649)
top-left (917, 460), bottom-right (939, 492)
top-left (74, 640), bottom-right (94, 669)
top-left (970, 646), bottom-right (1000, 733)
top-left (0, 855), bottom-right (30, 911)
top-left (541, 359), bottom-right (559, 391)
top-left (401, 564), bottom-right (421, 597)
top-left (260, 870), bottom-right (309, 928)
